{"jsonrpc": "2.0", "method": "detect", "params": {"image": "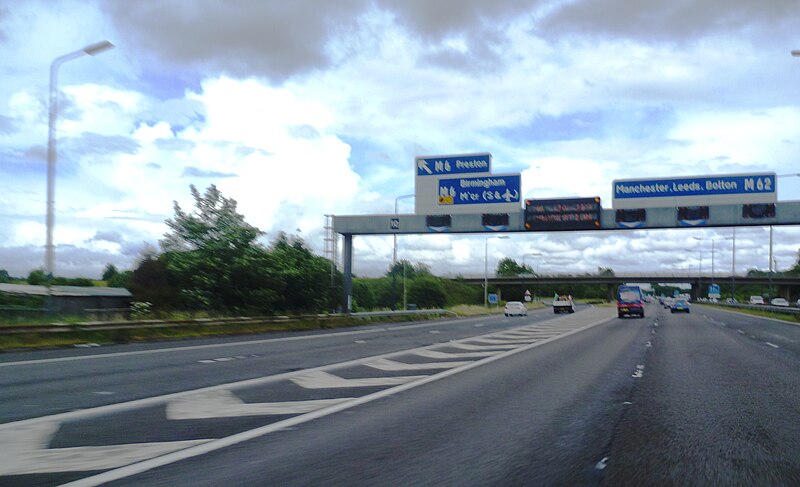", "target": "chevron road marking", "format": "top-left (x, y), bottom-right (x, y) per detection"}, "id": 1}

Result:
top-left (166, 390), bottom-right (354, 420)
top-left (466, 337), bottom-right (536, 345)
top-left (414, 349), bottom-right (499, 359)
top-left (363, 358), bottom-right (473, 371)
top-left (291, 370), bottom-right (424, 389)
top-left (447, 342), bottom-right (520, 351)
top-left (59, 310), bottom-right (616, 487)
top-left (0, 421), bottom-right (212, 476)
